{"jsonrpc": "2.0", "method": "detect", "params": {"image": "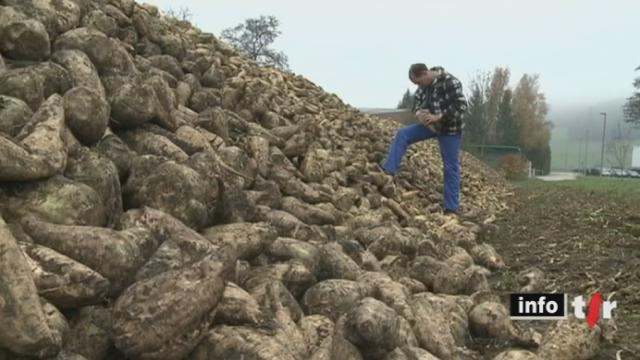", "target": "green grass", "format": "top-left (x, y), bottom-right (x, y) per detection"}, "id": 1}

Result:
top-left (513, 176), bottom-right (640, 201)
top-left (509, 177), bottom-right (545, 186)
top-left (557, 176), bottom-right (640, 199)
